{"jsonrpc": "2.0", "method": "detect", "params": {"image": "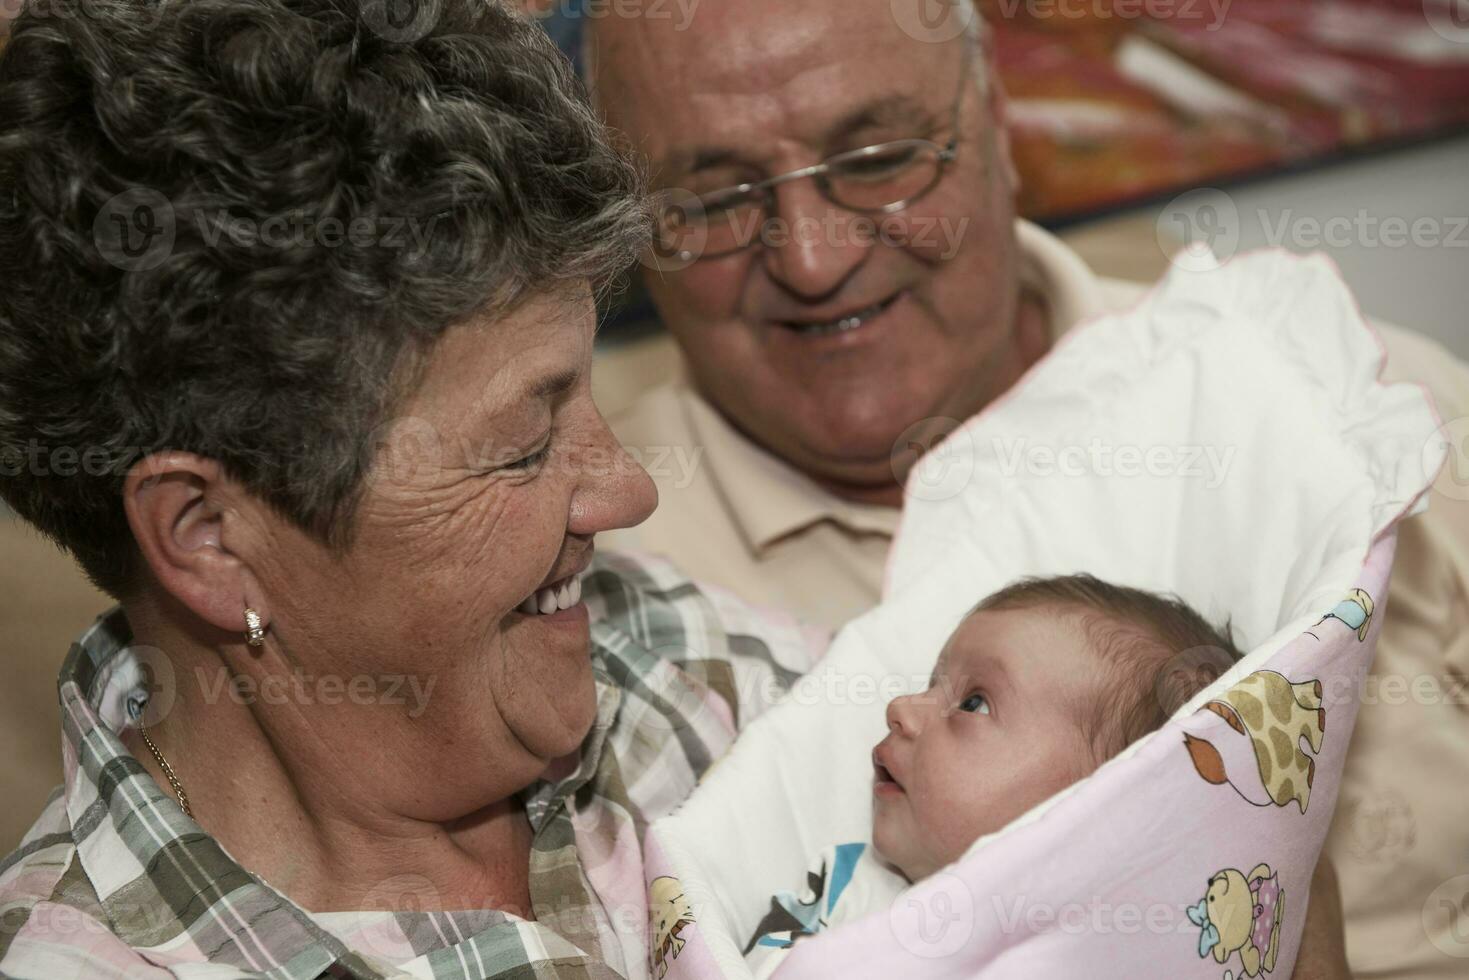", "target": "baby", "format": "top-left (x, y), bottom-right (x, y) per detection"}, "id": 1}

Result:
top-left (745, 573), bottom-right (1243, 964)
